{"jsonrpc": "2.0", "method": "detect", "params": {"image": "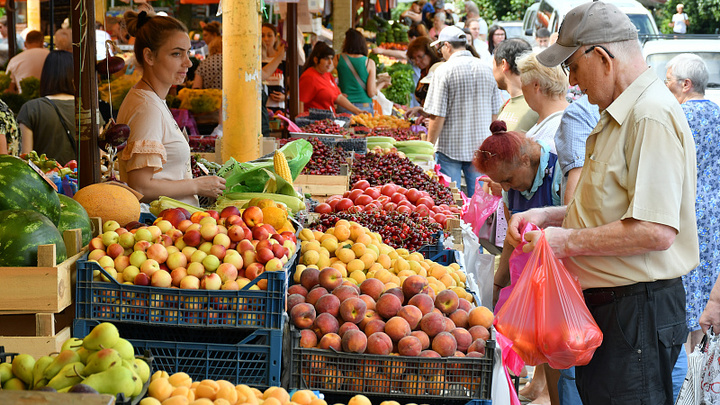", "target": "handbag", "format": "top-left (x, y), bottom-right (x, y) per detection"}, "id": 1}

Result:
top-left (45, 97), bottom-right (77, 156)
top-left (341, 54), bottom-right (368, 91)
top-left (675, 328), bottom-right (710, 405)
